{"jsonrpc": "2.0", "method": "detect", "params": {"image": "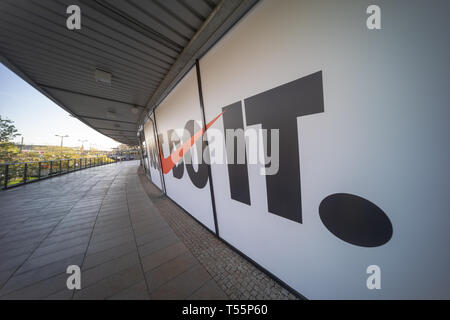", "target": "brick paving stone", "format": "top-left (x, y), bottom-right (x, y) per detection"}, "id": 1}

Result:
top-left (138, 167), bottom-right (299, 300)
